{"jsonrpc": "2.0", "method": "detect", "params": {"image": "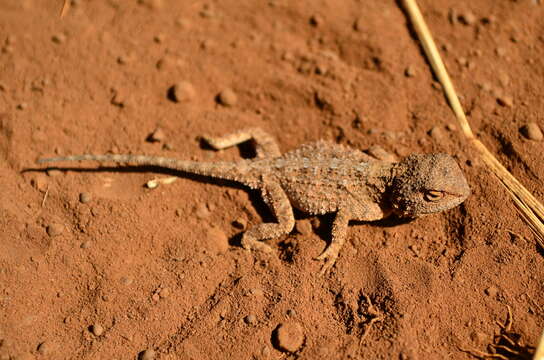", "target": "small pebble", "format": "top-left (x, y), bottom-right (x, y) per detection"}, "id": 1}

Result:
top-left (110, 89), bottom-right (127, 107)
top-left (155, 57), bottom-right (169, 70)
top-left (244, 314), bottom-right (257, 325)
top-left (495, 47), bottom-right (507, 57)
top-left (431, 81), bottom-right (442, 91)
top-left (428, 126), bottom-right (444, 141)
top-left (199, 4), bottom-right (216, 18)
top-left (148, 128), bottom-right (166, 142)
top-left (153, 34), bottom-right (165, 43)
top-left (1, 45), bottom-right (13, 54)
top-left (46, 169), bottom-right (62, 177)
top-left (90, 324), bottom-right (104, 336)
top-left (496, 95), bottom-right (513, 107)
top-left (404, 65), bottom-right (416, 77)
top-left (315, 63), bottom-right (328, 75)
top-left (37, 341), bottom-right (55, 355)
top-left (217, 88), bottom-right (237, 106)
top-left (146, 180), bottom-right (159, 189)
top-left (138, 0), bottom-right (163, 10)
top-left (6, 35), bottom-right (16, 45)
top-left (482, 15), bottom-right (496, 24)
top-left (282, 51), bottom-right (294, 62)
top-left (171, 81), bottom-right (195, 103)
top-left (0, 338), bottom-right (11, 350)
top-left (250, 288), bottom-right (264, 297)
top-left (458, 11), bottom-right (477, 25)
top-left (478, 82), bottom-right (492, 92)
top-left (484, 286), bottom-right (498, 297)
top-left (116, 55), bottom-right (130, 65)
top-left (353, 16), bottom-right (364, 31)
top-left (17, 103), bottom-right (27, 110)
top-left (194, 203), bottom-right (210, 219)
top-left (46, 223), bottom-right (64, 237)
top-left (456, 57), bottom-right (468, 67)
top-left (286, 309), bottom-right (296, 317)
top-left (31, 175), bottom-right (48, 192)
top-left (159, 287), bottom-right (170, 299)
top-left (79, 192), bottom-right (92, 204)
top-left (156, 57), bottom-right (184, 70)
top-left (81, 241), bottom-right (92, 249)
top-left (120, 276), bottom-right (133, 285)
top-left (139, 349), bottom-right (156, 360)
top-left (51, 33), bottom-right (66, 44)
top-left (520, 123), bottom-right (543, 141)
top-left (175, 17), bottom-right (191, 29)
top-left (274, 321), bottom-right (304, 353)
top-left (309, 14), bottom-right (323, 27)
top-left (200, 39), bottom-right (214, 50)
